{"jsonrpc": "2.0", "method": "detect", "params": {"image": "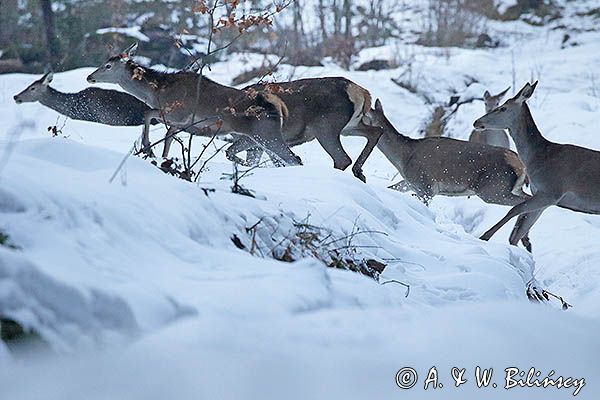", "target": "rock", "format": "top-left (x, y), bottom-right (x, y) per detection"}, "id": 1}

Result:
top-left (356, 59), bottom-right (391, 71)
